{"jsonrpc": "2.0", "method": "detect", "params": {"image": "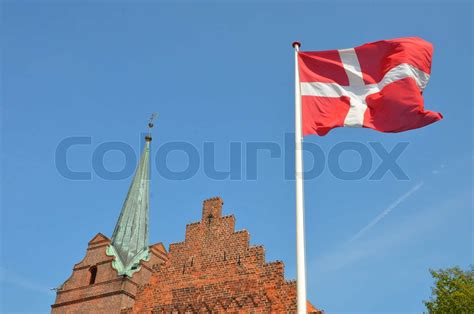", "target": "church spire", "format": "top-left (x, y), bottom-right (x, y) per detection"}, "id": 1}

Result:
top-left (106, 114), bottom-right (157, 277)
